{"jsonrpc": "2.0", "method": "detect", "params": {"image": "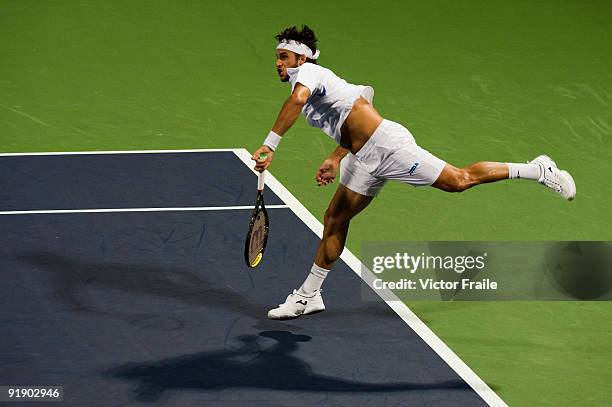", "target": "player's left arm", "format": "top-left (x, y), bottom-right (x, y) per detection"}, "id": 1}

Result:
top-left (316, 146), bottom-right (348, 186)
top-left (252, 84), bottom-right (311, 171)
